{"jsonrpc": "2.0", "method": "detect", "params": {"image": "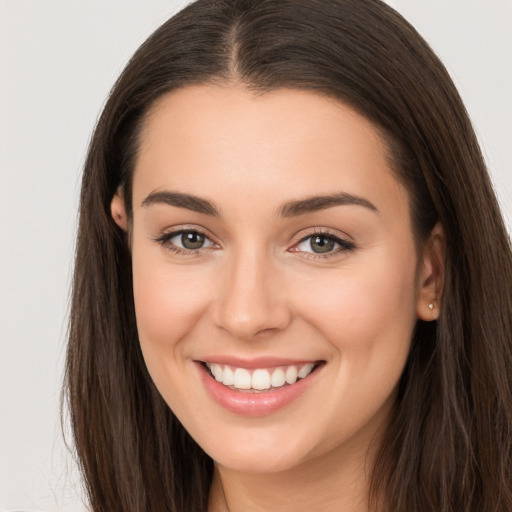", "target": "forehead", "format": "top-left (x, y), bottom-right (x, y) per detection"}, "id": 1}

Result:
top-left (132, 85), bottom-right (407, 219)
